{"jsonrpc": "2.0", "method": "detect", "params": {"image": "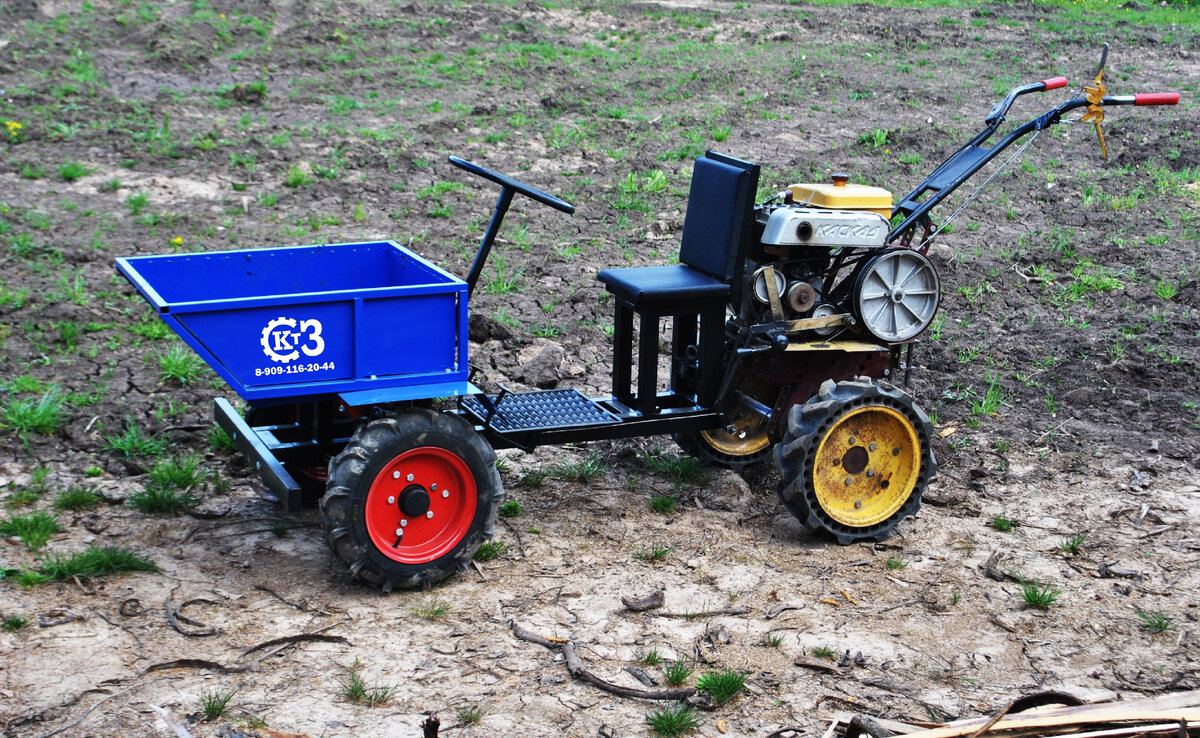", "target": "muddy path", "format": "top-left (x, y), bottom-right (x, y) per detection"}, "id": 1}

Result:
top-left (1, 0), bottom-right (1198, 736)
